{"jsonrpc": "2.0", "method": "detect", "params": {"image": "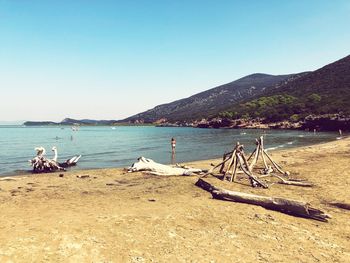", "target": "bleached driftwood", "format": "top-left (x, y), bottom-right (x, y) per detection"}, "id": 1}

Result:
top-left (29, 146), bottom-right (81, 173)
top-left (253, 136), bottom-right (313, 187)
top-left (276, 176), bottom-right (313, 187)
top-left (128, 157), bottom-right (204, 176)
top-left (195, 178), bottom-right (330, 222)
top-left (207, 142), bottom-right (268, 188)
top-left (211, 136), bottom-right (312, 187)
